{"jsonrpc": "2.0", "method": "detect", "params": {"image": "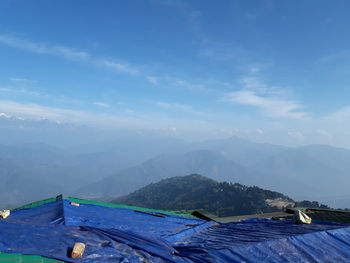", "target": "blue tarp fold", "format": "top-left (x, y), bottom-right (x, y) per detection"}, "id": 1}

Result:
top-left (1, 199), bottom-right (350, 262)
